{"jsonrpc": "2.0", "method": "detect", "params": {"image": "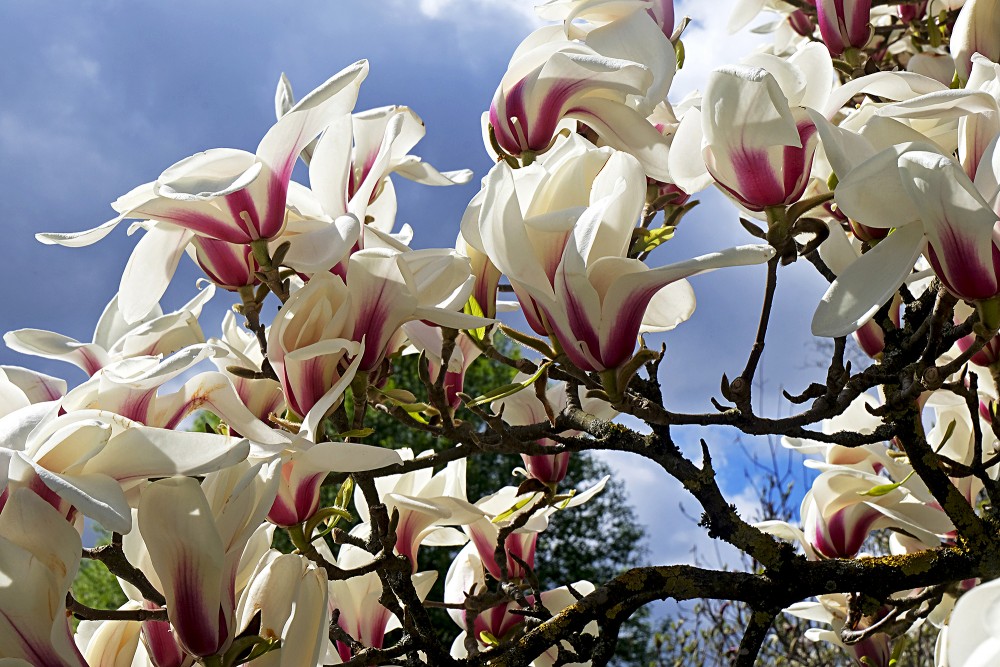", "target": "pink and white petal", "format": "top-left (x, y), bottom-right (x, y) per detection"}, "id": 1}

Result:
top-left (25, 459), bottom-right (132, 533)
top-left (597, 246), bottom-right (774, 365)
top-left (584, 8), bottom-right (675, 114)
top-left (821, 71), bottom-right (948, 119)
top-left (83, 427), bottom-right (250, 483)
top-left (119, 225), bottom-right (194, 324)
top-left (554, 238), bottom-right (604, 366)
top-left (0, 489), bottom-right (85, 667)
top-left (961, 106), bottom-right (1000, 181)
top-left (667, 109), bottom-right (713, 194)
top-left (152, 371), bottom-right (287, 449)
top-left (703, 66), bottom-right (802, 152)
top-left (834, 144), bottom-right (925, 228)
top-left (0, 366), bottom-right (65, 404)
top-left (568, 98), bottom-right (671, 182)
top-left (281, 214), bottom-right (361, 274)
top-left (300, 441), bottom-right (402, 474)
top-left (639, 279), bottom-right (696, 334)
top-left (138, 477), bottom-right (227, 657)
top-left (308, 114), bottom-right (356, 217)
top-left (300, 342), bottom-right (364, 442)
top-left (126, 196), bottom-right (253, 244)
top-left (899, 151), bottom-right (1000, 299)
top-left (256, 60), bottom-right (369, 174)
top-left (392, 158), bottom-right (473, 186)
top-left (2, 330), bottom-right (108, 376)
top-left (811, 223), bottom-right (926, 337)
